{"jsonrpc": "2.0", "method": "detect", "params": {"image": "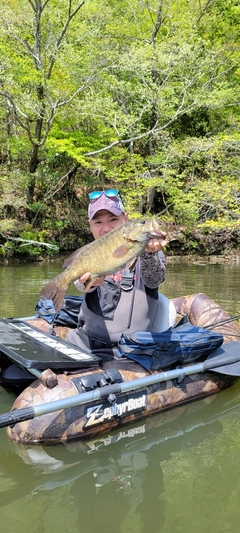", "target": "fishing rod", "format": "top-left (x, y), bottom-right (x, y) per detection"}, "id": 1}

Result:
top-left (205, 313), bottom-right (240, 332)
